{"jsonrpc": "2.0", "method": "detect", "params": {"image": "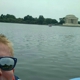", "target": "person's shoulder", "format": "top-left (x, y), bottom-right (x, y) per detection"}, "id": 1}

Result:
top-left (14, 75), bottom-right (21, 80)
